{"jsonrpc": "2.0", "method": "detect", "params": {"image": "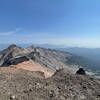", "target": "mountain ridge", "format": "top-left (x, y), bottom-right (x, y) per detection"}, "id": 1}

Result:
top-left (0, 44), bottom-right (100, 78)
top-left (0, 44), bottom-right (80, 74)
top-left (0, 45), bottom-right (100, 100)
